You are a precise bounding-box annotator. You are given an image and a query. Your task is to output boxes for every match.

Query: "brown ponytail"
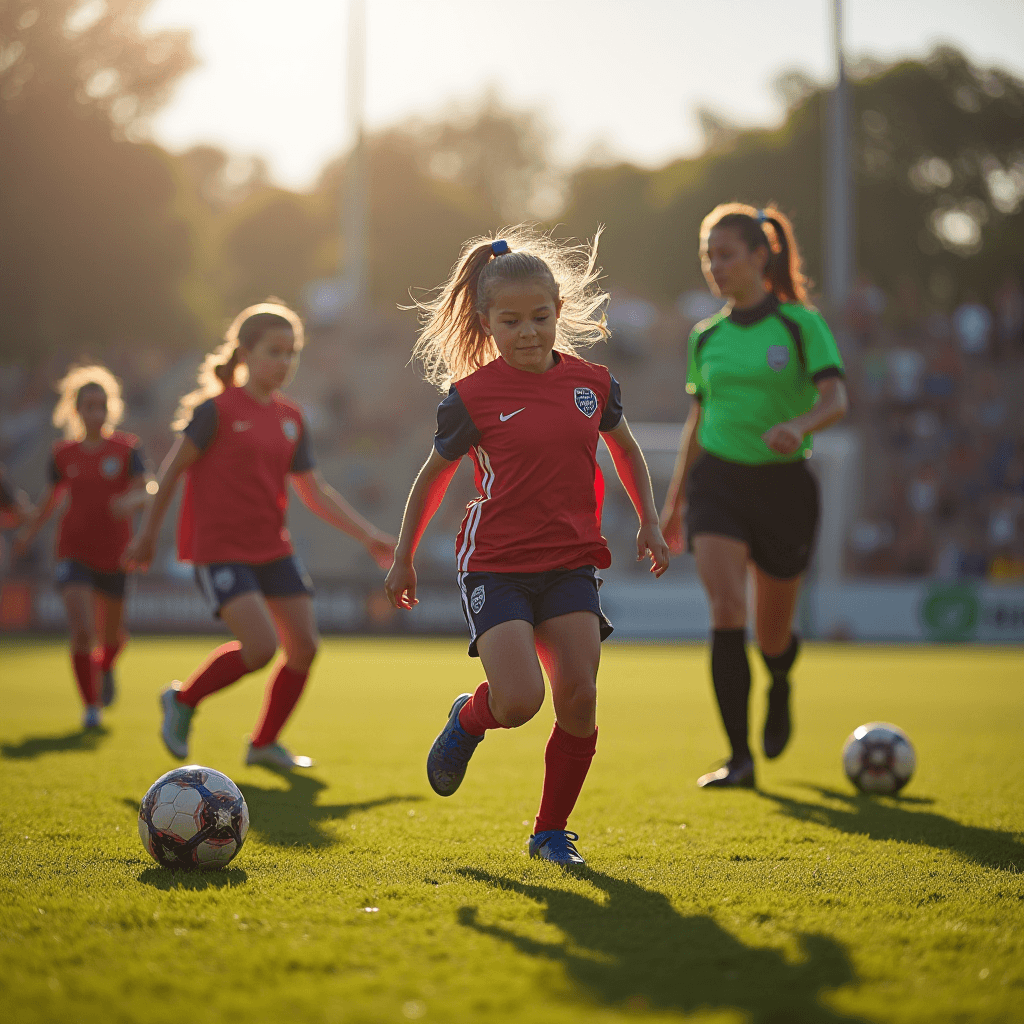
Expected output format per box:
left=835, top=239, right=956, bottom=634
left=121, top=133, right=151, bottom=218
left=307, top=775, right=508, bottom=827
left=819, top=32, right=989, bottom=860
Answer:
left=410, top=225, right=609, bottom=391
left=214, top=345, right=242, bottom=387
left=700, top=203, right=810, bottom=305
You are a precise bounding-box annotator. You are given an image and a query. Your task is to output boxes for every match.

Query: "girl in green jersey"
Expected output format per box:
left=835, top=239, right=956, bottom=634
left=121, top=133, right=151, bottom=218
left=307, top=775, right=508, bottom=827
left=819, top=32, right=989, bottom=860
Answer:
left=661, top=203, right=848, bottom=788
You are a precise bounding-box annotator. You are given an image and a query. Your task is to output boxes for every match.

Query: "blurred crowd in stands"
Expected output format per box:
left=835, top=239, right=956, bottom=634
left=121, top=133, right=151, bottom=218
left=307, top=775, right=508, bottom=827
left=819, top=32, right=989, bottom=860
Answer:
left=2, top=271, right=1023, bottom=586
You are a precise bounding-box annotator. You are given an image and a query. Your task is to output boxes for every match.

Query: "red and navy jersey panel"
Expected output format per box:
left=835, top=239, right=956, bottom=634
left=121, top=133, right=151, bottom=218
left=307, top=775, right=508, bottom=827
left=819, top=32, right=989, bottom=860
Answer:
left=434, top=352, right=623, bottom=574
left=49, top=432, right=145, bottom=572
left=177, top=387, right=315, bottom=564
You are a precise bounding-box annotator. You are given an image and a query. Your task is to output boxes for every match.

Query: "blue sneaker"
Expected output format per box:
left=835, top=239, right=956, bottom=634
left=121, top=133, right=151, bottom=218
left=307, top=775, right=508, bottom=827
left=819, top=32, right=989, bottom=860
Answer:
left=82, top=705, right=102, bottom=730
left=529, top=830, right=586, bottom=867
left=426, top=693, right=483, bottom=796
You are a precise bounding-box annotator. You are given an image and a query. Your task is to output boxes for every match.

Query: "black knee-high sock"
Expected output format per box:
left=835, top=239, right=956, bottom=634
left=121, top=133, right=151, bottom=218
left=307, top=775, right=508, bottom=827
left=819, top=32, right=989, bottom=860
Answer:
left=761, top=634, right=800, bottom=690
left=711, top=628, right=751, bottom=762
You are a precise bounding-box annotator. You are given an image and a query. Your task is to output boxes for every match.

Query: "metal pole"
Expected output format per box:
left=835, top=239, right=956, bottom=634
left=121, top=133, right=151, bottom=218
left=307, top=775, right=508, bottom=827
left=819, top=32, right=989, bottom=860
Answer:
left=824, top=0, right=854, bottom=308
left=341, top=0, right=367, bottom=308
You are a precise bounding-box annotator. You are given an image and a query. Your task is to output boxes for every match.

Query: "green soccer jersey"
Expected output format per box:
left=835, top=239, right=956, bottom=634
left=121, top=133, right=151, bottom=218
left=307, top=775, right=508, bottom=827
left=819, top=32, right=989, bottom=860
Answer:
left=686, top=294, right=845, bottom=465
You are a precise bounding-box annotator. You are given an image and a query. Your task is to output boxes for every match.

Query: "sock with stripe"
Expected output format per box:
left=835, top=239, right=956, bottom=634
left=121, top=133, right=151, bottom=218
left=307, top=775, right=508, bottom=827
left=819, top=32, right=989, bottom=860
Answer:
left=72, top=651, right=98, bottom=707
left=176, top=642, right=249, bottom=709
left=458, top=680, right=505, bottom=736
left=251, top=663, right=310, bottom=747
left=711, top=628, right=752, bottom=762
left=533, top=724, right=598, bottom=835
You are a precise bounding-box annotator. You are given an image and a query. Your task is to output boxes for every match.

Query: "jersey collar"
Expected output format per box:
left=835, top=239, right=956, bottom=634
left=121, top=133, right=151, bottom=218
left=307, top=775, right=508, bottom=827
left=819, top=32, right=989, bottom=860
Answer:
left=728, top=293, right=779, bottom=326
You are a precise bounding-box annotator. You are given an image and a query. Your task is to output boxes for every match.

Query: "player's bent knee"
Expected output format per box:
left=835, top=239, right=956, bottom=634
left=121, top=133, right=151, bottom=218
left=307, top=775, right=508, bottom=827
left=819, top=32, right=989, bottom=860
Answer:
left=242, top=641, right=277, bottom=671
left=491, top=688, right=545, bottom=728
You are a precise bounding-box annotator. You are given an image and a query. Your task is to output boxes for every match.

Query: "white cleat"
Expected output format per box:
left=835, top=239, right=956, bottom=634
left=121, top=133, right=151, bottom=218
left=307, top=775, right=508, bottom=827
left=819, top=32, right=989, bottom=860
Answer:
left=159, top=685, right=193, bottom=759
left=245, top=741, right=315, bottom=771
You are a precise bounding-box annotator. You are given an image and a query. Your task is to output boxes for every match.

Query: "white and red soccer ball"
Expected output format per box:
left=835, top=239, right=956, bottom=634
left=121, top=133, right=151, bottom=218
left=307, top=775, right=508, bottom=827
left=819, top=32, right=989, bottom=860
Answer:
left=139, top=765, right=248, bottom=870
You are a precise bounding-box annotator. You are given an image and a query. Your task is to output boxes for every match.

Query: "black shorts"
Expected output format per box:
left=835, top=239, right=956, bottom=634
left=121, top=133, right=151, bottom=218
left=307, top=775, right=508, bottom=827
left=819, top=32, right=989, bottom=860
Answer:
left=194, top=555, right=313, bottom=617
left=686, top=452, right=820, bottom=580
left=458, top=565, right=614, bottom=658
left=55, top=559, right=127, bottom=599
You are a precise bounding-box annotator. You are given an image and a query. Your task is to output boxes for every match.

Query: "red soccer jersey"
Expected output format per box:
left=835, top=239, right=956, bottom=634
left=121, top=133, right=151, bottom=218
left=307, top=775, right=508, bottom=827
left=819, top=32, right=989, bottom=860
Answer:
left=177, top=387, right=314, bottom=564
left=50, top=432, right=145, bottom=572
left=434, top=352, right=623, bottom=574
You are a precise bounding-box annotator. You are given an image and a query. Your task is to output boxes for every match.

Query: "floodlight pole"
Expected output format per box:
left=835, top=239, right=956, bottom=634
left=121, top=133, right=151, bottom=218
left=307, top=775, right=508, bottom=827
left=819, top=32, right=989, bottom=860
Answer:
left=341, top=0, right=368, bottom=309
left=824, top=0, right=854, bottom=308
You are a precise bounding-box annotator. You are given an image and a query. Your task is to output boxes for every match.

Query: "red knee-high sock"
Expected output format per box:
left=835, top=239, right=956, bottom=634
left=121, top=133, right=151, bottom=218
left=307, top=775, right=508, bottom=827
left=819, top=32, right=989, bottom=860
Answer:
left=93, top=641, right=124, bottom=672
left=72, top=651, right=98, bottom=707
left=458, top=680, right=504, bottom=736
left=534, top=724, right=598, bottom=835
left=176, top=642, right=249, bottom=709
left=251, top=663, right=309, bottom=747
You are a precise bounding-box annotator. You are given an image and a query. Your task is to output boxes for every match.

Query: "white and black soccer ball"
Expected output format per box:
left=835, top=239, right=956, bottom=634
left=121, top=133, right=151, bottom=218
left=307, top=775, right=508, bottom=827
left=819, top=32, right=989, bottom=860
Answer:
left=842, top=722, right=916, bottom=795
left=138, top=765, right=249, bottom=870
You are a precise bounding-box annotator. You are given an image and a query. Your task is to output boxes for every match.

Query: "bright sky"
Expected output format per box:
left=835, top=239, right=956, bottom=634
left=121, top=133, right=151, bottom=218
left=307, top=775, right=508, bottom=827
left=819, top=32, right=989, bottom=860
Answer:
left=142, top=0, right=1024, bottom=192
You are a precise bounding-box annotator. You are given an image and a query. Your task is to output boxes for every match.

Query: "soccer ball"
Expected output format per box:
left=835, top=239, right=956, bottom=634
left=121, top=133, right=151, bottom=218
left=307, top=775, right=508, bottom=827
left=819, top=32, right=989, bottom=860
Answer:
left=138, top=765, right=249, bottom=870
left=842, top=722, right=916, bottom=795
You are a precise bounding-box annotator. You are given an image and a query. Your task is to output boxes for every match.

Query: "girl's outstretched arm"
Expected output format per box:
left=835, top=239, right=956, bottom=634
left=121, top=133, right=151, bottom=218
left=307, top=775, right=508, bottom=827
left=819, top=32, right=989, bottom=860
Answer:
left=601, top=417, right=670, bottom=577
left=385, top=446, right=461, bottom=610
left=659, top=401, right=702, bottom=555
left=291, top=469, right=396, bottom=569
left=122, top=435, right=201, bottom=571
left=12, top=482, right=65, bottom=560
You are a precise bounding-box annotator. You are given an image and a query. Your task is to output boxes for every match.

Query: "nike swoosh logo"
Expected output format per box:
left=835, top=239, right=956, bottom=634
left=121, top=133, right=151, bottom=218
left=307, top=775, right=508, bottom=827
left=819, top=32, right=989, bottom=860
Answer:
left=499, top=408, right=525, bottom=422
left=232, top=421, right=252, bottom=432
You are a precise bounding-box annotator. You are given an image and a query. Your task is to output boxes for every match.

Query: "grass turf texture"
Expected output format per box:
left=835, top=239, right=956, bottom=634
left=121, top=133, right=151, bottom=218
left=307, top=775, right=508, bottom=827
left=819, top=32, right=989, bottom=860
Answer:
left=0, top=638, right=1022, bottom=1024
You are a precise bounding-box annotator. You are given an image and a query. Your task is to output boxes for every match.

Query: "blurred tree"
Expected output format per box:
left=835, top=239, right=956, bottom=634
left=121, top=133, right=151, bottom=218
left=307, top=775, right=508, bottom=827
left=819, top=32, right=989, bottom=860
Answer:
left=562, top=47, right=1024, bottom=307
left=0, top=0, right=198, bottom=359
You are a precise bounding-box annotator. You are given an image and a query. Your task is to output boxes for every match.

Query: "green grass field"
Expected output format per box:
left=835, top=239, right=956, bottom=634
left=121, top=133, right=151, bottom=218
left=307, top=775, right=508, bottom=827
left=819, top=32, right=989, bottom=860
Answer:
left=1, top=637, right=1022, bottom=1024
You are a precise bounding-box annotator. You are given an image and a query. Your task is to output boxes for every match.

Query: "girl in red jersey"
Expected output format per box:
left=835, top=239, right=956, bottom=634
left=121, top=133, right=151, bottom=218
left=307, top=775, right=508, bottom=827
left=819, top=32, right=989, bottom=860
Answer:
left=124, top=301, right=395, bottom=770
left=385, top=228, right=670, bottom=867
left=15, top=366, right=149, bottom=728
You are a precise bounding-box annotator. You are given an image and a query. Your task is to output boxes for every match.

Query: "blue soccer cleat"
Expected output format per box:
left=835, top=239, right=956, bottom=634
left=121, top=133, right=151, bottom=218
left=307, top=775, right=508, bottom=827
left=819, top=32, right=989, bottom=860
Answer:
left=426, top=693, right=483, bottom=796
left=529, top=830, right=586, bottom=867
left=83, top=705, right=102, bottom=730
left=159, top=684, right=194, bottom=760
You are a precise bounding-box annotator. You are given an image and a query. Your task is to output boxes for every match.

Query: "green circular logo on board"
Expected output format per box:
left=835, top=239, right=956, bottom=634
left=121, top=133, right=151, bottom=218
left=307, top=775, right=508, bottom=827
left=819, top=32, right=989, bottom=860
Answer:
left=920, top=585, right=979, bottom=641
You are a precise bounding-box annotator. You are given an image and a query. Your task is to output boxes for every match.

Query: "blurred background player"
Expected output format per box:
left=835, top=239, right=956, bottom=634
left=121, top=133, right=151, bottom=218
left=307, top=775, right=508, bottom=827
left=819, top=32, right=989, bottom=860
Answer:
left=661, top=204, right=848, bottom=788
left=124, top=301, right=396, bottom=770
left=0, top=462, right=33, bottom=565
left=385, top=229, right=670, bottom=866
left=14, top=367, right=149, bottom=727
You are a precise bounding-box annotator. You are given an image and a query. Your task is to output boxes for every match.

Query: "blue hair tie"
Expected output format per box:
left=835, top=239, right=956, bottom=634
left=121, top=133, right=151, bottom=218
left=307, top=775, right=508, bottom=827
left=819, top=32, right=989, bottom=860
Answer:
left=491, top=239, right=510, bottom=256
left=756, top=209, right=767, bottom=223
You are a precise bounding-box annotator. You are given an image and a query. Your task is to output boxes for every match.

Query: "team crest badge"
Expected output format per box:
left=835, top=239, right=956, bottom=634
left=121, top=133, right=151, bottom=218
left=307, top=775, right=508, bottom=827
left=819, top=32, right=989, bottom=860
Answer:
left=281, top=419, right=299, bottom=442
left=213, top=568, right=236, bottom=592
left=574, top=387, right=598, bottom=417
left=100, top=456, right=122, bottom=479
left=470, top=585, right=486, bottom=615
left=766, top=345, right=790, bottom=371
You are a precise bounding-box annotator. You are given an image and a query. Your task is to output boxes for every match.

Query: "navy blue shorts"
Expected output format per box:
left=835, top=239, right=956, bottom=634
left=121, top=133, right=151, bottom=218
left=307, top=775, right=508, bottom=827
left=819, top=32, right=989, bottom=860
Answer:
left=458, top=565, right=613, bottom=658
left=55, top=559, right=127, bottom=599
left=194, top=555, right=313, bottom=617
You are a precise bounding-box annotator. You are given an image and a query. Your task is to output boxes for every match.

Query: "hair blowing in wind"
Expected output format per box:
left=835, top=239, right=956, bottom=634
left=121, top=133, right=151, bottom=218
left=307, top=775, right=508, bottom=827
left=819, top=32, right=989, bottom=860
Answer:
left=409, top=225, right=610, bottom=392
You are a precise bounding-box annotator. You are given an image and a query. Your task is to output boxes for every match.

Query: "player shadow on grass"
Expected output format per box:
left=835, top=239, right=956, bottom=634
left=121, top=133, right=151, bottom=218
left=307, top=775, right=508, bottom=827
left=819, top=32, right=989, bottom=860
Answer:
left=237, top=773, right=423, bottom=848
left=759, top=785, right=1024, bottom=873
left=457, top=868, right=870, bottom=1024
left=1, top=726, right=110, bottom=760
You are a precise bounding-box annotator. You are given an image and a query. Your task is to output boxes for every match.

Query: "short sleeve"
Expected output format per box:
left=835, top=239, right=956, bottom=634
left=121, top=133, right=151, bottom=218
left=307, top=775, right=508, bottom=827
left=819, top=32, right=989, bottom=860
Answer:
left=802, top=311, right=846, bottom=382
left=182, top=399, right=219, bottom=451
left=599, top=374, right=623, bottom=432
left=289, top=416, right=316, bottom=473
left=49, top=456, right=63, bottom=485
left=685, top=327, right=705, bottom=402
left=434, top=386, right=480, bottom=461
left=129, top=446, right=146, bottom=477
